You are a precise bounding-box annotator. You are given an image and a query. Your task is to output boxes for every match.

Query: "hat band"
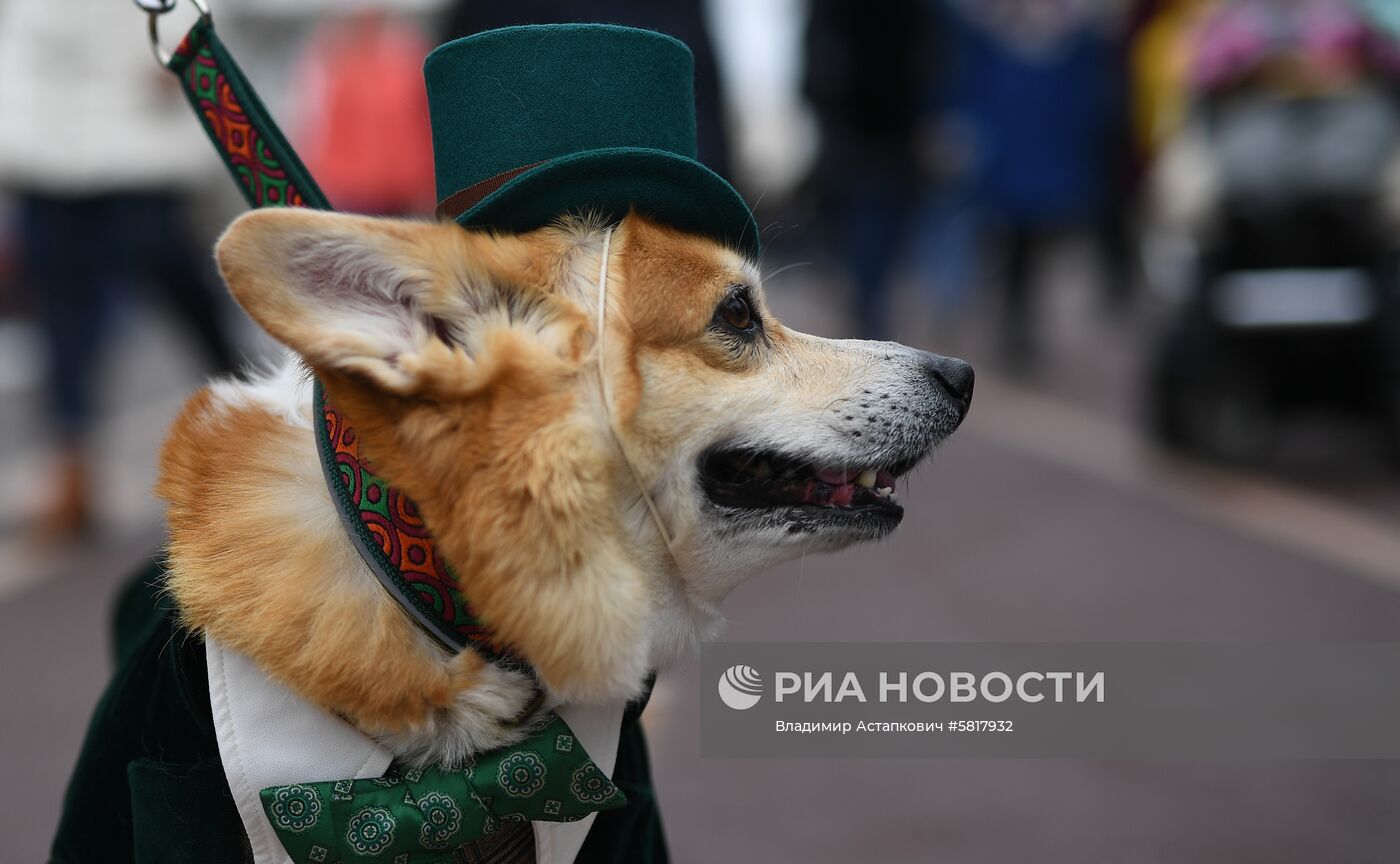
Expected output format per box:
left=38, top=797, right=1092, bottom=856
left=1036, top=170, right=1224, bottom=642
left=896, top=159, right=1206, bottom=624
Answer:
left=436, top=161, right=544, bottom=220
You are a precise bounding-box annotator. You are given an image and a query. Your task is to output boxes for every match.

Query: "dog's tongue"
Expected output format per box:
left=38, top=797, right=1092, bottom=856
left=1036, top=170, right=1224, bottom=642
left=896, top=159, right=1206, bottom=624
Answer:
left=816, top=468, right=855, bottom=485
left=828, top=483, right=855, bottom=505
left=798, top=479, right=855, bottom=505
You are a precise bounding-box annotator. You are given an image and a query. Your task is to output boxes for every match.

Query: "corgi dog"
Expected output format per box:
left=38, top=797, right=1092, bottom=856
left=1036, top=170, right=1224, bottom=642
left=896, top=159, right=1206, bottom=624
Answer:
left=155, top=207, right=973, bottom=767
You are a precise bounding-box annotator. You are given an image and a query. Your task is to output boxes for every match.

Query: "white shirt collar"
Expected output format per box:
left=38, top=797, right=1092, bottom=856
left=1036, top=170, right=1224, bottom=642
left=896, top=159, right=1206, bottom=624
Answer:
left=205, top=637, right=621, bottom=864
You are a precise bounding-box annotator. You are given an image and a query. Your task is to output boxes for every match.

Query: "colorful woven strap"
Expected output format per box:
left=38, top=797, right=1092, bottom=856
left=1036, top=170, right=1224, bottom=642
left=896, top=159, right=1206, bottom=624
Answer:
left=314, top=381, right=510, bottom=658
left=162, top=15, right=511, bottom=660
left=167, top=16, right=329, bottom=211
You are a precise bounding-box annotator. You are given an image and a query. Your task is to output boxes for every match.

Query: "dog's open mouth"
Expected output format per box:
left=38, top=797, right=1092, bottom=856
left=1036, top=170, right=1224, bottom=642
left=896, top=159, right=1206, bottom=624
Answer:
left=700, top=447, right=913, bottom=526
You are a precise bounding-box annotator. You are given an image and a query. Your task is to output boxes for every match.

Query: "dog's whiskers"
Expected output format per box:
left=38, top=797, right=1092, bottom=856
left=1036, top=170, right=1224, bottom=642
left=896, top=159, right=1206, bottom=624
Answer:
left=762, top=261, right=812, bottom=283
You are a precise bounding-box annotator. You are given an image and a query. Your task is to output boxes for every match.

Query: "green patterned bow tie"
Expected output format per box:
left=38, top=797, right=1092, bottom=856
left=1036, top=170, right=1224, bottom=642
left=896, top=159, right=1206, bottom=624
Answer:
left=260, top=713, right=626, bottom=864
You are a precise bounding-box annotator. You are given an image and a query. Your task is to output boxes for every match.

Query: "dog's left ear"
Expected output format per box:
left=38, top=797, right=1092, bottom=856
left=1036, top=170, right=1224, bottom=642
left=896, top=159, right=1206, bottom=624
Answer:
left=216, top=208, right=524, bottom=394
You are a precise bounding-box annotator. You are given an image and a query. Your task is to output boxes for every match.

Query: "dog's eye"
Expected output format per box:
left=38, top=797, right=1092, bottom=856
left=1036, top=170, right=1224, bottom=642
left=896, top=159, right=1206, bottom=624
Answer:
left=717, top=291, right=756, bottom=333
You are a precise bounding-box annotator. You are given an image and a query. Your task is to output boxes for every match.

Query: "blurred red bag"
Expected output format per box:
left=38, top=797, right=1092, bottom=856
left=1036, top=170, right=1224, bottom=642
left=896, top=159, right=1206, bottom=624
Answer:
left=293, top=11, right=436, bottom=216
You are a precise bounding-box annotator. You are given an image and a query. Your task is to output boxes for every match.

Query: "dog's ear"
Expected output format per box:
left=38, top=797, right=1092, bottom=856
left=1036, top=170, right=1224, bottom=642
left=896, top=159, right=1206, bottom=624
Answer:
left=216, top=209, right=522, bottom=394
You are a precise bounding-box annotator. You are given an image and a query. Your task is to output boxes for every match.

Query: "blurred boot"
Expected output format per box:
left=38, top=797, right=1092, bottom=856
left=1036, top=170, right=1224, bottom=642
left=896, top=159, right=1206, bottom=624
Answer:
left=35, top=447, right=94, bottom=542
left=1001, top=223, right=1039, bottom=376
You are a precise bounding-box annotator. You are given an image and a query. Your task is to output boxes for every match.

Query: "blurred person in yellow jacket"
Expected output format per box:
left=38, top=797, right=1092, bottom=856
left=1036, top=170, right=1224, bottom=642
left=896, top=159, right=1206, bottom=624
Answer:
left=1131, top=0, right=1218, bottom=159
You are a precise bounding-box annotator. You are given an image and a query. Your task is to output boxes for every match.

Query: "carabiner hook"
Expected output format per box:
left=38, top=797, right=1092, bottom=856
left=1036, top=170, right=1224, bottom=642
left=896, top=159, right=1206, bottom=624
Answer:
left=141, top=0, right=212, bottom=66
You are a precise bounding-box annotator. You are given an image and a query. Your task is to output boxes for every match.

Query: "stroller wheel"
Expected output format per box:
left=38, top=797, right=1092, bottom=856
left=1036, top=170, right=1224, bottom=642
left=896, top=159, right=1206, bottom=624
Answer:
left=1146, top=371, right=1191, bottom=450
left=1146, top=343, right=1273, bottom=463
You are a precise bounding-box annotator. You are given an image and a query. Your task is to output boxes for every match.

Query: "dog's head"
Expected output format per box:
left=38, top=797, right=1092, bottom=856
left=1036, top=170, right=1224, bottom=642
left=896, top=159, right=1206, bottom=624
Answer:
left=215, top=209, right=971, bottom=702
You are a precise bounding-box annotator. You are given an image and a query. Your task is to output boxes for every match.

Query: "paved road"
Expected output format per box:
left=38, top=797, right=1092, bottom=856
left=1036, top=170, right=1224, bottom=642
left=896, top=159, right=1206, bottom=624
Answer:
left=4, top=257, right=1400, bottom=862
left=645, top=425, right=1400, bottom=863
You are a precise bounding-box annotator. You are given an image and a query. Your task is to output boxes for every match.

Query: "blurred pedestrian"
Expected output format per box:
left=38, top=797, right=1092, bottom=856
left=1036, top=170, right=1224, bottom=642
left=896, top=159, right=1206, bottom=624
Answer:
left=0, top=0, right=237, bottom=539
left=804, top=0, right=938, bottom=340
left=946, top=0, right=1128, bottom=370
left=1130, top=0, right=1215, bottom=160
left=291, top=10, right=437, bottom=217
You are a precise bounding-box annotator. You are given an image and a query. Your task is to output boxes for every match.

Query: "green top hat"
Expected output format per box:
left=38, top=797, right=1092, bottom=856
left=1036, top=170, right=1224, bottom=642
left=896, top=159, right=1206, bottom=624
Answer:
left=424, top=24, right=760, bottom=258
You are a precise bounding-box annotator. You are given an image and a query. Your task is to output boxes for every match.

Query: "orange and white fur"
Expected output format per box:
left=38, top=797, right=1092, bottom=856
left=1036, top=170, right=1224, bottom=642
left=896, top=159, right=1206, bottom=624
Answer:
left=156, top=208, right=970, bottom=767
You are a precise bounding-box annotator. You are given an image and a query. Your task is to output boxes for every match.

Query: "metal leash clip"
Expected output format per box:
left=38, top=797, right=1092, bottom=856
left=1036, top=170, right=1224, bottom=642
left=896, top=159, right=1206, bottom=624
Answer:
left=136, top=0, right=211, bottom=66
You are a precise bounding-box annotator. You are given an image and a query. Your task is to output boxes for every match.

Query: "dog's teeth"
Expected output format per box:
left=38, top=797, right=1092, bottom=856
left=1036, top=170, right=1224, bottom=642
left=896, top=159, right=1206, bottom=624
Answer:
left=877, top=486, right=893, bottom=498
left=755, top=460, right=772, bottom=478
left=856, top=469, right=877, bottom=489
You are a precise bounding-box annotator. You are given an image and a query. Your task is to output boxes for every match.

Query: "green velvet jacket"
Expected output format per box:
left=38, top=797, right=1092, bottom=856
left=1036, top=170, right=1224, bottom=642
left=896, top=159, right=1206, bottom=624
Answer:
left=50, top=567, right=668, bottom=864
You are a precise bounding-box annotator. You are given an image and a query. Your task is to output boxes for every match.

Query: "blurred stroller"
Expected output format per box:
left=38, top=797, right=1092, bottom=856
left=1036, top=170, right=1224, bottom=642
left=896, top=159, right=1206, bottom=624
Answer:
left=1147, top=0, right=1400, bottom=460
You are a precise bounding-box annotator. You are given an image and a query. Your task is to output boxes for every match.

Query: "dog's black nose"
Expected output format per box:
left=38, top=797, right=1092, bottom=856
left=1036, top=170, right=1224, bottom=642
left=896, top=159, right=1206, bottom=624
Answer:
left=922, top=353, right=975, bottom=410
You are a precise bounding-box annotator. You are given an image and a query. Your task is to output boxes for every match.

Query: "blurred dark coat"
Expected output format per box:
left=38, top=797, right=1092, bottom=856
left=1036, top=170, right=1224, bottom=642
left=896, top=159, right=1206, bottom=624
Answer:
left=944, top=5, right=1120, bottom=223
left=50, top=567, right=668, bottom=863
left=804, top=0, right=936, bottom=152
left=802, top=0, right=938, bottom=222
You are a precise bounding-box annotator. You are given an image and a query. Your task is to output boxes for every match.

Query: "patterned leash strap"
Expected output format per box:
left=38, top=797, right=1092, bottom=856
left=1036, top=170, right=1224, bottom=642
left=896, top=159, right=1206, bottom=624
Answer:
left=145, top=0, right=330, bottom=211
left=140, top=0, right=516, bottom=669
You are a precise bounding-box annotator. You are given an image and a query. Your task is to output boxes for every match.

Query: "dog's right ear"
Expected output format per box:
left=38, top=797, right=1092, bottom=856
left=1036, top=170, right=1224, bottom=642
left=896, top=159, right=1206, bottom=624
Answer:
left=216, top=208, right=524, bottom=394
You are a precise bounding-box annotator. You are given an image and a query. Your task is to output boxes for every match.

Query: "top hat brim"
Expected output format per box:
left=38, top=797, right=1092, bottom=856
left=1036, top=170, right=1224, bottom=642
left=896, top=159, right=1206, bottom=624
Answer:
left=453, top=147, right=760, bottom=260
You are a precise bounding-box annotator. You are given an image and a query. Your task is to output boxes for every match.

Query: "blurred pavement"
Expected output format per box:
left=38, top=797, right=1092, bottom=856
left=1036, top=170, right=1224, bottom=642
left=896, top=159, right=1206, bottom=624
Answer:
left=3, top=248, right=1400, bottom=862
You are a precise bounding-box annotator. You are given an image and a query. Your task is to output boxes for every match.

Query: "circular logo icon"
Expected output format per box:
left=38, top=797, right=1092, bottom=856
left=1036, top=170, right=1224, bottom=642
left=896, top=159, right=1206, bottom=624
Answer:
left=717, top=664, right=763, bottom=710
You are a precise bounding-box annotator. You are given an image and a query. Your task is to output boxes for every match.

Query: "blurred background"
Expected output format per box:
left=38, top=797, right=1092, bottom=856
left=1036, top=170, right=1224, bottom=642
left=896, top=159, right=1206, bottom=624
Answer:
left=4, top=0, right=1400, bottom=860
